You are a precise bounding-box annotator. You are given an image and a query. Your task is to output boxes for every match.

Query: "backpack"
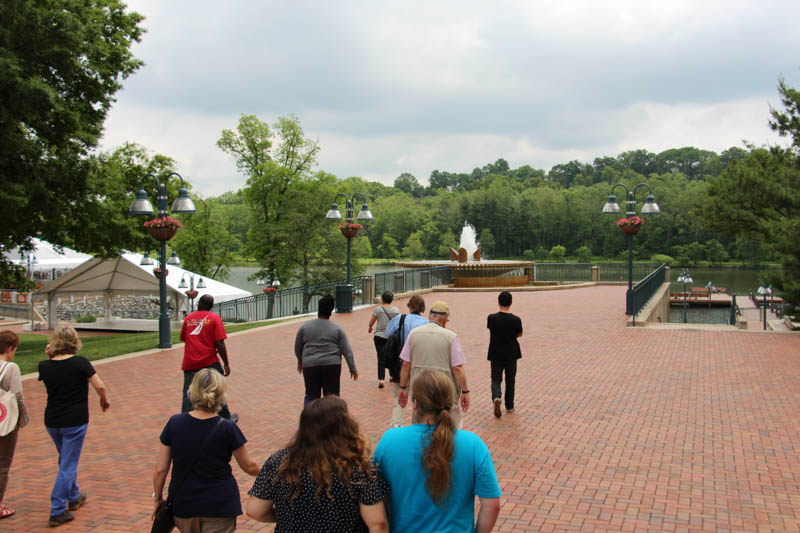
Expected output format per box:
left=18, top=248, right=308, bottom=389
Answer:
left=0, top=363, right=19, bottom=437
left=382, top=314, right=406, bottom=381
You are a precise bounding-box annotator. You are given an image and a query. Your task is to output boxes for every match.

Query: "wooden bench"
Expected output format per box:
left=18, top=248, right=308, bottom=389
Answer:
left=690, top=287, right=711, bottom=299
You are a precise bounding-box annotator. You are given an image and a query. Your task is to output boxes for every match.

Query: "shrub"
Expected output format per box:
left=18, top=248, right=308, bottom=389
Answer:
left=650, top=254, right=675, bottom=266
left=76, top=314, right=97, bottom=323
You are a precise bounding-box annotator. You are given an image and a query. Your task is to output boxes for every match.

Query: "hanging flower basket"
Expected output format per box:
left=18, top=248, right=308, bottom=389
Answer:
left=263, top=287, right=277, bottom=294
left=339, top=222, right=363, bottom=239
left=617, top=216, right=644, bottom=236
left=185, top=289, right=198, bottom=299
left=153, top=268, right=169, bottom=280
left=144, top=217, right=183, bottom=241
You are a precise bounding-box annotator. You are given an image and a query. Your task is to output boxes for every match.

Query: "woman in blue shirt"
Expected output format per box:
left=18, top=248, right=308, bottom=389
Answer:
left=373, top=370, right=502, bottom=532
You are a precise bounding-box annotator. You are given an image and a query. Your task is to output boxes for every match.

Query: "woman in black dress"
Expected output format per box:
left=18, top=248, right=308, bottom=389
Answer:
left=246, top=396, right=389, bottom=532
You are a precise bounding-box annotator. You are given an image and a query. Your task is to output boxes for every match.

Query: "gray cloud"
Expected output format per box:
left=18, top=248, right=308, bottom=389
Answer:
left=101, top=0, right=800, bottom=194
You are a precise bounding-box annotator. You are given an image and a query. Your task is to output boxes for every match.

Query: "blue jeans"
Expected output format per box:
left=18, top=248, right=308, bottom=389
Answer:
left=46, top=424, right=88, bottom=516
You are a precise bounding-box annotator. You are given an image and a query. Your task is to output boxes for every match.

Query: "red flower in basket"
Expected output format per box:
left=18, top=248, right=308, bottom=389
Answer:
left=144, top=217, right=183, bottom=241
left=153, top=268, right=169, bottom=279
left=263, top=287, right=277, bottom=294
left=617, top=216, right=645, bottom=235
left=338, top=222, right=363, bottom=238
left=185, top=289, right=199, bottom=299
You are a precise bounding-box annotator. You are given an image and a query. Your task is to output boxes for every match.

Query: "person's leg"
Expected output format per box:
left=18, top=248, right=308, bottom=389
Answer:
left=0, top=428, right=19, bottom=504
left=182, top=369, right=199, bottom=413
left=198, top=516, right=237, bottom=533
left=208, top=363, right=231, bottom=419
left=373, top=336, right=387, bottom=382
left=505, top=359, right=517, bottom=411
left=303, top=366, right=323, bottom=406
left=490, top=361, right=503, bottom=401
left=390, top=382, right=404, bottom=427
left=173, top=515, right=202, bottom=533
left=47, top=425, right=87, bottom=517
left=321, top=364, right=342, bottom=397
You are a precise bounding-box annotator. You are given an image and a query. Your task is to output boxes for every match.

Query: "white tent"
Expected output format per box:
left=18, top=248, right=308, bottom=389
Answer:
left=5, top=238, right=92, bottom=283
left=32, top=252, right=251, bottom=330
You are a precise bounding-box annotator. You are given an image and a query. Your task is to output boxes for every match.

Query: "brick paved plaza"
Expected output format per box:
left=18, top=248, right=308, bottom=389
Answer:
left=2, top=285, right=799, bottom=532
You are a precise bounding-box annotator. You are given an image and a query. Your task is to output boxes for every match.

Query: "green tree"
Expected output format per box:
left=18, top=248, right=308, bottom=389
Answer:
left=0, top=0, right=144, bottom=280
left=217, top=114, right=320, bottom=279
left=575, top=245, right=592, bottom=263
left=705, top=79, right=800, bottom=310
left=549, top=245, right=566, bottom=261
left=394, top=173, right=424, bottom=197
left=478, top=228, right=496, bottom=256
left=171, top=197, right=239, bottom=280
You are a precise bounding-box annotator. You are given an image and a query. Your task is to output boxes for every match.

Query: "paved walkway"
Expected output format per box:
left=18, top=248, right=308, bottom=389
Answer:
left=3, top=285, right=800, bottom=532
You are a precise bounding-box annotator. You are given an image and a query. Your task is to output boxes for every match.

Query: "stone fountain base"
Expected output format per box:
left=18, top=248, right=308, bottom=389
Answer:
left=395, top=259, right=534, bottom=288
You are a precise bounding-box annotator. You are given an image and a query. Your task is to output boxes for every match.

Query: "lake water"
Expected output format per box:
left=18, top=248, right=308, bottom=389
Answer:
left=222, top=264, right=778, bottom=296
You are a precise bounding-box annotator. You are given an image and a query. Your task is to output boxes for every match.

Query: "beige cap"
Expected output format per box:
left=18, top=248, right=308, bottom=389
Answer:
left=429, top=300, right=450, bottom=316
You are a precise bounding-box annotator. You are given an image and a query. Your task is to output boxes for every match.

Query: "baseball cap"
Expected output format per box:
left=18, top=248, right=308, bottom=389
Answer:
left=429, top=300, right=450, bottom=316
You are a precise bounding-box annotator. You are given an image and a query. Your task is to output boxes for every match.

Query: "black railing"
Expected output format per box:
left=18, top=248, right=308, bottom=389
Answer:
left=631, top=264, right=666, bottom=318
left=212, top=275, right=372, bottom=323
left=597, top=263, right=660, bottom=282
left=213, top=265, right=453, bottom=324
left=374, top=266, right=451, bottom=296
left=534, top=263, right=592, bottom=282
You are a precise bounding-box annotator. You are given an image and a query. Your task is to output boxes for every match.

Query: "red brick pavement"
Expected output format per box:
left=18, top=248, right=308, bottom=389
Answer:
left=2, top=285, right=799, bottom=532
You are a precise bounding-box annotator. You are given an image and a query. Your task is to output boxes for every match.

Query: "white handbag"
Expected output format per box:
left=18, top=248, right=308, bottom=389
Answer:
left=0, top=363, right=20, bottom=437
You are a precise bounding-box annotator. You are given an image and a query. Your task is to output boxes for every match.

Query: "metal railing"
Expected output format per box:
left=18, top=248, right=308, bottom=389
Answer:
left=534, top=263, right=592, bottom=282
left=374, top=266, right=451, bottom=296
left=0, top=304, right=29, bottom=320
left=631, top=264, right=666, bottom=318
left=212, top=275, right=372, bottom=323
left=597, top=262, right=661, bottom=282
left=213, top=265, right=453, bottom=324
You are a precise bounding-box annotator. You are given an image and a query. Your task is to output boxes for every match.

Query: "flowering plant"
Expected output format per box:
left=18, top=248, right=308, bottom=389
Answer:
left=144, top=217, right=183, bottom=230
left=338, top=222, right=363, bottom=230
left=263, top=286, right=277, bottom=293
left=617, top=216, right=645, bottom=227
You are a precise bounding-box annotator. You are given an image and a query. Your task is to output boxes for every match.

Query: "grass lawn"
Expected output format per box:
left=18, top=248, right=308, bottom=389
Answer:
left=13, top=320, right=289, bottom=375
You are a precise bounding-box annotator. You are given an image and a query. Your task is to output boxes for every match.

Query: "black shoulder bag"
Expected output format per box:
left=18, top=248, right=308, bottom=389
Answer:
left=381, top=314, right=407, bottom=382
left=151, top=417, right=224, bottom=533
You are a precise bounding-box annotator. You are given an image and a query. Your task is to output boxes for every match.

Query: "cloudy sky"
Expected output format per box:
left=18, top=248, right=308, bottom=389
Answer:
left=101, top=1, right=800, bottom=196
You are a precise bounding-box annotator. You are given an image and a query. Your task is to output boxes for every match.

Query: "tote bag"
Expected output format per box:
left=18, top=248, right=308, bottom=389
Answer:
left=0, top=363, right=19, bottom=437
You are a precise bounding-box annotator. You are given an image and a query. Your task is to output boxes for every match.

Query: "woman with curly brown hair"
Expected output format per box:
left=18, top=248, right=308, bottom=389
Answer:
left=373, top=370, right=501, bottom=533
left=246, top=396, right=389, bottom=532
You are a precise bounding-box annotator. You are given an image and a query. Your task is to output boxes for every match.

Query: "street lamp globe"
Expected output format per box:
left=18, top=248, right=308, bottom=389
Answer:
left=325, top=203, right=342, bottom=221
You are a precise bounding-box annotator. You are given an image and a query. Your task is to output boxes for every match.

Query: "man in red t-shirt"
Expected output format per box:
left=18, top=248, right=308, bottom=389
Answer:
left=179, top=294, right=235, bottom=420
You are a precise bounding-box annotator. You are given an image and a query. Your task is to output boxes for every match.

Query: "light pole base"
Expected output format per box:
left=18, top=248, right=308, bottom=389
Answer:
left=158, top=315, right=172, bottom=349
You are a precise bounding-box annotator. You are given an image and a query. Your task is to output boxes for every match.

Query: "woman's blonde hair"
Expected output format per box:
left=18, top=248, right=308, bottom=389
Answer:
left=187, top=368, right=227, bottom=412
left=412, top=371, right=456, bottom=505
left=49, top=325, right=82, bottom=356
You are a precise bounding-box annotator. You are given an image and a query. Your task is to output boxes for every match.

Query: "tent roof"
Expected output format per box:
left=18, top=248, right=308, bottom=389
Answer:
left=32, top=252, right=251, bottom=307
left=5, top=238, right=92, bottom=270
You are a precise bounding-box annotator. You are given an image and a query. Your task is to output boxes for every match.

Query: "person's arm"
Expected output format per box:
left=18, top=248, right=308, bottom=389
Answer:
left=294, top=328, right=305, bottom=373
left=360, top=501, right=389, bottom=533
left=452, top=365, right=469, bottom=413
left=246, top=496, right=276, bottom=523
left=368, top=313, right=378, bottom=334
left=397, top=360, right=411, bottom=408
left=233, top=443, right=260, bottom=476
left=88, top=374, right=110, bottom=411
left=152, top=443, right=171, bottom=516
left=215, top=339, right=230, bottom=376
left=475, top=496, right=501, bottom=533
left=339, top=330, right=358, bottom=380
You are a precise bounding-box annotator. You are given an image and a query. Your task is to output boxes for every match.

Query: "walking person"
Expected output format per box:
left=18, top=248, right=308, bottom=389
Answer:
left=397, top=300, right=471, bottom=428
left=0, top=331, right=30, bottom=520
left=180, top=294, right=237, bottom=421
left=487, top=291, right=523, bottom=418
left=246, top=396, right=390, bottom=532
left=367, top=291, right=399, bottom=389
left=38, top=325, right=110, bottom=527
left=383, top=295, right=428, bottom=427
left=374, top=371, right=501, bottom=533
left=295, top=295, right=358, bottom=406
left=153, top=368, right=260, bottom=532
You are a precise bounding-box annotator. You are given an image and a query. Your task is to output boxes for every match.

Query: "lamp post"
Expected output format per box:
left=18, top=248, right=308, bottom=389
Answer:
left=325, top=193, right=373, bottom=313
left=178, top=272, right=206, bottom=313
left=129, top=173, right=196, bottom=348
left=256, top=274, right=281, bottom=318
left=758, top=284, right=772, bottom=331
left=602, top=183, right=660, bottom=315
left=20, top=251, right=37, bottom=280
left=676, top=268, right=693, bottom=323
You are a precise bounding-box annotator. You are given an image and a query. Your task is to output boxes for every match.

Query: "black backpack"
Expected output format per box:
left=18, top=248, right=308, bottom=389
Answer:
left=382, top=314, right=406, bottom=381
